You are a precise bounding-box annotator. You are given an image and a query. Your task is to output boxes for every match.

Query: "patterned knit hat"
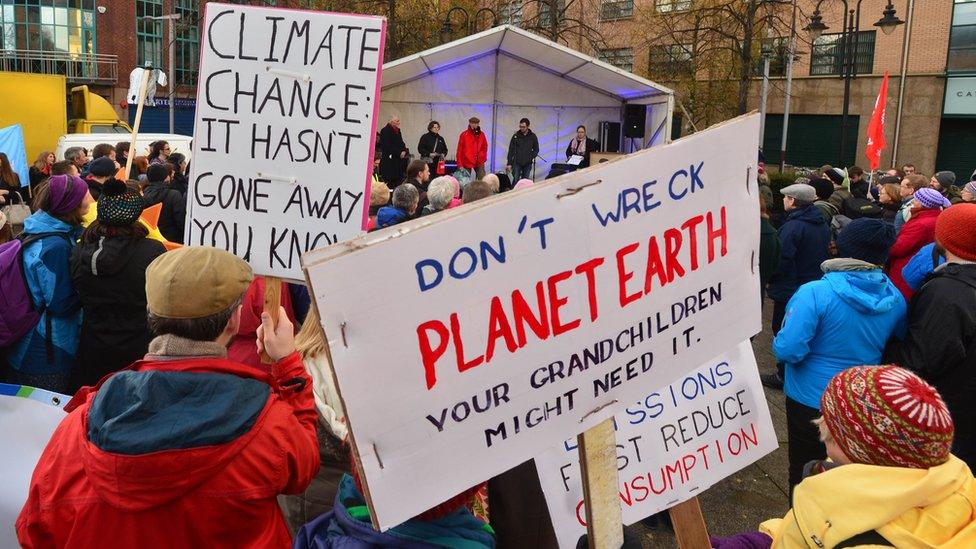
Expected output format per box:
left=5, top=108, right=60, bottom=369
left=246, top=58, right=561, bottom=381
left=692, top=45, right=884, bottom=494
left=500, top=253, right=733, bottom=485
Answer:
left=821, top=365, right=953, bottom=469
left=914, top=187, right=950, bottom=210
left=96, top=178, right=144, bottom=227
left=936, top=203, right=976, bottom=262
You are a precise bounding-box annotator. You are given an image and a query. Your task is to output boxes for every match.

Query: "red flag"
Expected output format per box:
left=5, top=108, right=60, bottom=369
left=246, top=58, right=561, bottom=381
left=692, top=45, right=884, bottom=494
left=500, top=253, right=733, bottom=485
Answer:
left=865, top=71, right=889, bottom=171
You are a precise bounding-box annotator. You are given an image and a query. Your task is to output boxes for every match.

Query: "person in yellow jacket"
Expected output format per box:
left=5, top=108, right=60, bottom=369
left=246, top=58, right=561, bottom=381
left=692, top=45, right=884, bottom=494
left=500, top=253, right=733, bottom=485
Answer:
left=712, top=365, right=976, bottom=548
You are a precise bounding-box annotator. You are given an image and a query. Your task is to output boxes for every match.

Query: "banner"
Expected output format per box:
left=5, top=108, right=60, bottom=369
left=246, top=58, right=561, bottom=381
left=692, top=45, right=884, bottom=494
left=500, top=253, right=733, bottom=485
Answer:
left=0, top=385, right=68, bottom=548
left=535, top=342, right=777, bottom=548
left=0, top=124, right=30, bottom=188
left=864, top=71, right=889, bottom=172
left=303, top=114, right=762, bottom=529
left=186, top=3, right=385, bottom=280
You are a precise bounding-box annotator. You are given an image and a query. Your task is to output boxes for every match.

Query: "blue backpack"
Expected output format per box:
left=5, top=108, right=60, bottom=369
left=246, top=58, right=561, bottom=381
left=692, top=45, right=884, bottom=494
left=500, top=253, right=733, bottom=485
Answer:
left=0, top=232, right=70, bottom=346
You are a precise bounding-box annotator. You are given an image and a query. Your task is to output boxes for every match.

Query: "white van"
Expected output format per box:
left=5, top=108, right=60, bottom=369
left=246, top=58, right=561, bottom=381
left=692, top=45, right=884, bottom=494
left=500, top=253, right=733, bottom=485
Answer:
left=55, top=133, right=192, bottom=163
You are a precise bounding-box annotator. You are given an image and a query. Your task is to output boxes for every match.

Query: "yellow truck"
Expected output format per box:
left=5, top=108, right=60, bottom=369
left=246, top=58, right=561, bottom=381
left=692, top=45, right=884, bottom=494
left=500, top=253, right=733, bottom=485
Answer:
left=0, top=72, right=131, bottom=162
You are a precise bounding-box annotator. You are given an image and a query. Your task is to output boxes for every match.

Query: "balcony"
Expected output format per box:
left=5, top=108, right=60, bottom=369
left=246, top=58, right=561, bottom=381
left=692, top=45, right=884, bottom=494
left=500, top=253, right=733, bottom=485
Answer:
left=0, top=49, right=117, bottom=86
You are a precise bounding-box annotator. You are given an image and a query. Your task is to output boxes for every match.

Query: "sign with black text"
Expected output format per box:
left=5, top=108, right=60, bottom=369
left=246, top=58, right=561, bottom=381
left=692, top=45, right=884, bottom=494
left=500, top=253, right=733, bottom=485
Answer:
left=304, top=115, right=762, bottom=530
left=187, top=3, right=384, bottom=280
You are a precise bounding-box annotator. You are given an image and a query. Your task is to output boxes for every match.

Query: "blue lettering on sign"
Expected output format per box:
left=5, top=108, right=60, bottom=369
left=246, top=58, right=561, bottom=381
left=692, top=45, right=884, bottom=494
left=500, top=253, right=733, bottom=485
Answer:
left=415, top=236, right=507, bottom=292
left=590, top=161, right=705, bottom=227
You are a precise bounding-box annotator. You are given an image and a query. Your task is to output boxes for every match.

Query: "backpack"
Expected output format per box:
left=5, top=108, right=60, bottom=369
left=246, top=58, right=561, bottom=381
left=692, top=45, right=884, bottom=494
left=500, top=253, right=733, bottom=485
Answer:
left=0, top=232, right=70, bottom=346
left=842, top=196, right=883, bottom=219
left=830, top=214, right=853, bottom=243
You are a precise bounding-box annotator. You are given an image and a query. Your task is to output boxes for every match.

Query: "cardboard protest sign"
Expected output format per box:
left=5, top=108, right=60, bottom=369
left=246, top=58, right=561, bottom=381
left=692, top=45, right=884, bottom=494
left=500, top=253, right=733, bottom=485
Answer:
left=0, top=385, right=67, bottom=548
left=303, top=114, right=762, bottom=529
left=187, top=3, right=385, bottom=280
left=535, top=342, right=777, bottom=548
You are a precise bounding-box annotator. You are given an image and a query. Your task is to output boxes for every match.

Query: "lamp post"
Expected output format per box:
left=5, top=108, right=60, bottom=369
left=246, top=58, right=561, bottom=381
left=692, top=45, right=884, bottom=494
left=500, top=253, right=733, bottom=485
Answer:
left=439, top=7, right=497, bottom=43
left=804, top=0, right=902, bottom=167
left=141, top=13, right=182, bottom=134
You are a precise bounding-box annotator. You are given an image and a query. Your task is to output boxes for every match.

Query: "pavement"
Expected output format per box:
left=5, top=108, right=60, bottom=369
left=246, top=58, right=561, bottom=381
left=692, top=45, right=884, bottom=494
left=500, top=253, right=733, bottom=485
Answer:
left=637, top=299, right=790, bottom=547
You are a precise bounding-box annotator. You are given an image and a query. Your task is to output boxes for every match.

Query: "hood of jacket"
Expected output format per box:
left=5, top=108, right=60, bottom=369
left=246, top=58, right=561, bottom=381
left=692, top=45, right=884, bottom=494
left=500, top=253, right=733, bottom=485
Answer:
left=72, top=236, right=143, bottom=277
left=820, top=260, right=903, bottom=315
left=786, top=203, right=826, bottom=226
left=294, top=475, right=495, bottom=549
left=23, top=209, right=81, bottom=237
left=377, top=206, right=408, bottom=228
left=783, top=456, right=976, bottom=547
left=934, top=262, right=976, bottom=291
left=79, top=358, right=273, bottom=511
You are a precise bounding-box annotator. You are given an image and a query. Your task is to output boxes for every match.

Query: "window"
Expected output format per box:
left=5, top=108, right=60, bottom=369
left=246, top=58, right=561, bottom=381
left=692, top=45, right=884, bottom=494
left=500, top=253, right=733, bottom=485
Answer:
left=0, top=0, right=96, bottom=54
left=756, top=37, right=789, bottom=77
left=136, top=0, right=163, bottom=67
left=175, top=0, right=199, bottom=87
left=600, top=0, right=633, bottom=21
left=498, top=2, right=522, bottom=26
left=538, top=0, right=565, bottom=29
left=655, top=0, right=691, bottom=13
left=949, top=0, right=976, bottom=72
left=649, top=44, right=692, bottom=77
left=599, top=47, right=633, bottom=72
left=810, top=31, right=875, bottom=76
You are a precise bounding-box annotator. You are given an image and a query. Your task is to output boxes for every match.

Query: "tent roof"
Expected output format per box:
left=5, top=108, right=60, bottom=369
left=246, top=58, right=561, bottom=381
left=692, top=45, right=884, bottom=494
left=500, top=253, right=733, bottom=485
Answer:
left=382, top=25, right=673, bottom=102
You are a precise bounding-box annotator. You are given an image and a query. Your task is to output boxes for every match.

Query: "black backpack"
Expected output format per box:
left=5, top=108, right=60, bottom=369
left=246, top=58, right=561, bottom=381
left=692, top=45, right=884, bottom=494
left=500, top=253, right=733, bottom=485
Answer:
left=842, top=196, right=883, bottom=219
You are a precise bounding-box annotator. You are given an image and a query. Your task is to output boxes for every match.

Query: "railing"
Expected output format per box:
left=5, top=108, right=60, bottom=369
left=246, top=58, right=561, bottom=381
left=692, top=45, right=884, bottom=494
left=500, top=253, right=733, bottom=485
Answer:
left=0, top=49, right=118, bottom=85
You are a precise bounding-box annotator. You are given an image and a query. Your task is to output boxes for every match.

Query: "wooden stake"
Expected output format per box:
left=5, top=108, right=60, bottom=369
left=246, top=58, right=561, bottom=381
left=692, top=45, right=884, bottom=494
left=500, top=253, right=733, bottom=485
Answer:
left=578, top=418, right=624, bottom=549
left=124, top=68, right=152, bottom=179
left=668, top=497, right=710, bottom=548
left=260, top=276, right=282, bottom=364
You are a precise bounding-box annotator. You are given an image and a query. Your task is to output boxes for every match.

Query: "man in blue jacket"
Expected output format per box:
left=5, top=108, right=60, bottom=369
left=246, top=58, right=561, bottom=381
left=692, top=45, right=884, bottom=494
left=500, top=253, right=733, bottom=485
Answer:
left=773, top=218, right=906, bottom=493
left=764, top=183, right=830, bottom=390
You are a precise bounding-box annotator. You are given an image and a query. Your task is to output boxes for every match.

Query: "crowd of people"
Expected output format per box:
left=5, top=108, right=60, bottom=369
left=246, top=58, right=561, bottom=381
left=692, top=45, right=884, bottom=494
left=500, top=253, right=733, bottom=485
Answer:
left=3, top=132, right=976, bottom=548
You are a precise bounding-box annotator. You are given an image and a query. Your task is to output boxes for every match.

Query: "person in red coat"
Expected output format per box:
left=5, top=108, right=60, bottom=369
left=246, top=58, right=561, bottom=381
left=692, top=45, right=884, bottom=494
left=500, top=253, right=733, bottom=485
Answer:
left=886, top=187, right=950, bottom=300
left=17, top=247, right=319, bottom=549
left=456, top=116, right=488, bottom=180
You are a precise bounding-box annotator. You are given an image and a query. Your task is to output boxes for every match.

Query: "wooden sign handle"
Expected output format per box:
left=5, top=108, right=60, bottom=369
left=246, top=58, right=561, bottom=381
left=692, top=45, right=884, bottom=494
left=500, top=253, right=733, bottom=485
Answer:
left=668, top=497, right=710, bottom=548
left=260, top=276, right=282, bottom=364
left=578, top=418, right=624, bottom=549
left=124, top=68, right=152, bottom=180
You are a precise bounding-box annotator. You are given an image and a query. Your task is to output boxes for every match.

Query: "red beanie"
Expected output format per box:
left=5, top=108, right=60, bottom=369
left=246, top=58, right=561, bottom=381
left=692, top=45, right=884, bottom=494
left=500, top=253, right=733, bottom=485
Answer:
left=936, top=203, right=976, bottom=261
left=821, top=365, right=953, bottom=469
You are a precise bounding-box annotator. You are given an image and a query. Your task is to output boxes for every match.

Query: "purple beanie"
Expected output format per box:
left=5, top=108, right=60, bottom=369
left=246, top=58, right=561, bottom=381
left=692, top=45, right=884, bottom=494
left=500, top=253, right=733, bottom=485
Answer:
left=914, top=187, right=950, bottom=210
left=47, top=175, right=88, bottom=215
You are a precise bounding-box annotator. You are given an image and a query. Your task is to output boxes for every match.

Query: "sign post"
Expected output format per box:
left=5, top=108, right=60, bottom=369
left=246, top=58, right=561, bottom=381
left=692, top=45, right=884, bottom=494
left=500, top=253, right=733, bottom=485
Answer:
left=304, top=114, right=763, bottom=531
left=578, top=419, right=625, bottom=548
left=124, top=68, right=152, bottom=179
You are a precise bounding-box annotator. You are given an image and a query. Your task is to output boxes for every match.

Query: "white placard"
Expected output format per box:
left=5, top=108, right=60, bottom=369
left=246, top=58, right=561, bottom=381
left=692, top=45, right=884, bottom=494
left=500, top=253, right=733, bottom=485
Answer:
left=536, top=342, right=777, bottom=549
left=187, top=3, right=385, bottom=280
left=303, top=114, right=762, bottom=530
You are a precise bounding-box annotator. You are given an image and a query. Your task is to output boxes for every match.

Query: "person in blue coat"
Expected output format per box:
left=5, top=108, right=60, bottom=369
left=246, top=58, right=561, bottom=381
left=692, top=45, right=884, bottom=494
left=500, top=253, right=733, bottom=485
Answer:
left=902, top=241, right=945, bottom=292
left=4, top=175, right=92, bottom=393
left=764, top=183, right=831, bottom=390
left=773, top=218, right=906, bottom=494
left=293, top=474, right=495, bottom=549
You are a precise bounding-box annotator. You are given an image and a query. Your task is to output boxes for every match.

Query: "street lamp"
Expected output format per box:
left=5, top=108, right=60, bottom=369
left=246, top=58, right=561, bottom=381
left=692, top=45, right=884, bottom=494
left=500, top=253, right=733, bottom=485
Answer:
left=804, top=0, right=903, bottom=167
left=141, top=13, right=181, bottom=134
left=440, top=7, right=497, bottom=43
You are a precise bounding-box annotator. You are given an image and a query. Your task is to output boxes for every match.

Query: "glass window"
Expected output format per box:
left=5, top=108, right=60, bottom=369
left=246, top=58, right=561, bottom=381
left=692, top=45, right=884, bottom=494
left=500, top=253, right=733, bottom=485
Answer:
left=649, top=43, right=692, bottom=77
left=601, top=0, right=633, bottom=21
left=599, top=47, right=634, bottom=72
left=955, top=1, right=976, bottom=26
left=499, top=1, right=522, bottom=26
left=538, top=0, right=564, bottom=29
left=136, top=0, right=163, bottom=67
left=755, top=37, right=789, bottom=77
left=810, top=31, right=875, bottom=76
left=0, top=0, right=96, bottom=55
left=655, top=0, right=691, bottom=13
left=948, top=2, right=976, bottom=72
left=176, top=0, right=199, bottom=87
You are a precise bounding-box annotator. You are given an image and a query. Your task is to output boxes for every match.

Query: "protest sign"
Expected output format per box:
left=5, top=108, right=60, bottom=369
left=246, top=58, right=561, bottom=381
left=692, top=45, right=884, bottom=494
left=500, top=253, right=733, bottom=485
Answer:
left=303, top=114, right=762, bottom=529
left=187, top=3, right=385, bottom=280
left=0, top=385, right=67, bottom=548
left=535, top=342, right=777, bottom=548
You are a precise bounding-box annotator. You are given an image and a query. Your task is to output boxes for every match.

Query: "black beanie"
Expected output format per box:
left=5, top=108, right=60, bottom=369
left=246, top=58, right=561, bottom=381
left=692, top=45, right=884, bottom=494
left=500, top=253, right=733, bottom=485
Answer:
left=97, top=179, right=144, bottom=227
left=837, top=218, right=896, bottom=265
left=809, top=177, right=834, bottom=201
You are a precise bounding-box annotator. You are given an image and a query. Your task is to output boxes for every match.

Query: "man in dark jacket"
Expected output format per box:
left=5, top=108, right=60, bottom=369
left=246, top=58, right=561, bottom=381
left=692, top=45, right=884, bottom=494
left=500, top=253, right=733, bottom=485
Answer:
left=507, top=118, right=540, bottom=183
left=142, top=163, right=186, bottom=243
left=84, top=157, right=116, bottom=201
left=378, top=116, right=408, bottom=187
left=17, top=246, right=319, bottom=548
left=885, top=204, right=976, bottom=471
left=764, top=183, right=831, bottom=389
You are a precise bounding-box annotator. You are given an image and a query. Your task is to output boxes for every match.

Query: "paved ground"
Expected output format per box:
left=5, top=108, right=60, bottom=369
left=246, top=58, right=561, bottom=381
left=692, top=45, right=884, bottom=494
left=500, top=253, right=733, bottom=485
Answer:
left=638, top=299, right=790, bottom=546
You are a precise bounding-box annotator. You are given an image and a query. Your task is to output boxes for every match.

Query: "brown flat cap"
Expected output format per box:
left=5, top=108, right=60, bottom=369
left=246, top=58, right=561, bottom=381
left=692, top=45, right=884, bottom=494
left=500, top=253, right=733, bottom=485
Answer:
left=146, top=247, right=253, bottom=319
left=468, top=117, right=480, bottom=123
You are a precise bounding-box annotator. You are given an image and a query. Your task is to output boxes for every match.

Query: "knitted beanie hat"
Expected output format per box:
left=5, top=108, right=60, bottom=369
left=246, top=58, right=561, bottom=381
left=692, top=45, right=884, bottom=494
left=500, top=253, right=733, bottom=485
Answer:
left=825, top=167, right=846, bottom=186
left=809, top=177, right=834, bottom=201
left=934, top=171, right=956, bottom=189
left=936, top=203, right=976, bottom=261
left=914, top=187, right=950, bottom=210
left=836, top=218, right=896, bottom=266
left=96, top=179, right=144, bottom=227
left=821, top=365, right=953, bottom=469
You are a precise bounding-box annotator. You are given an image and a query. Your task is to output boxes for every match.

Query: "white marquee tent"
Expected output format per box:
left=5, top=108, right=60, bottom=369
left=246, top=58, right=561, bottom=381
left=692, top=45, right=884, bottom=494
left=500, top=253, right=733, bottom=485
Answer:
left=379, top=25, right=674, bottom=180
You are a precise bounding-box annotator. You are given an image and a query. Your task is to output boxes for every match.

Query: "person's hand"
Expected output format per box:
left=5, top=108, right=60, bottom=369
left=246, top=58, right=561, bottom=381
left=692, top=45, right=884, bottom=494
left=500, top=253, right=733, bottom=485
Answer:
left=399, top=151, right=406, bottom=159
left=0, top=189, right=7, bottom=205
left=256, top=307, right=296, bottom=361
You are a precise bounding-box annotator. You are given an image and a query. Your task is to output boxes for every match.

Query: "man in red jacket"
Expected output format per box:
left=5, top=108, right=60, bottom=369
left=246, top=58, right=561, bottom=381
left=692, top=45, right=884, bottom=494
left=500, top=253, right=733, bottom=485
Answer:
left=17, top=247, right=319, bottom=548
left=456, top=116, right=488, bottom=180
